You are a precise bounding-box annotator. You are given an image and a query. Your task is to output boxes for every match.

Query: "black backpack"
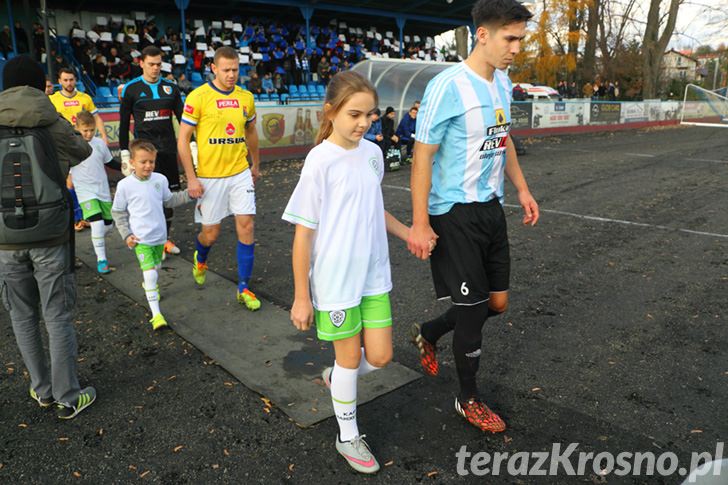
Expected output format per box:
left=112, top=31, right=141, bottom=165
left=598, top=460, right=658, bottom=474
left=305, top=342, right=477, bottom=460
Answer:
left=0, top=126, right=71, bottom=245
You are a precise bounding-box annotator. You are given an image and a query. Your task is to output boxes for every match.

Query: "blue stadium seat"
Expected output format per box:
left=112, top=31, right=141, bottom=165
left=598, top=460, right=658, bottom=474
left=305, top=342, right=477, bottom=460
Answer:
left=288, top=84, right=298, bottom=94
left=280, top=94, right=289, bottom=104
left=269, top=93, right=279, bottom=102
left=190, top=72, right=203, bottom=86
left=253, top=93, right=260, bottom=101
left=259, top=93, right=269, bottom=101
left=317, top=85, right=325, bottom=95
left=97, top=86, right=112, bottom=98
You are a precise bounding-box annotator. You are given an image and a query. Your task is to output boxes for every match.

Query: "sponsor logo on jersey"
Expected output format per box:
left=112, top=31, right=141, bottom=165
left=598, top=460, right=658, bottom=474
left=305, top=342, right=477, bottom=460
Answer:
left=329, top=310, right=346, bottom=327
left=184, top=104, right=194, bottom=114
left=162, top=85, right=173, bottom=95
left=143, top=109, right=173, bottom=122
left=64, top=100, right=80, bottom=107
left=208, top=137, right=246, bottom=145
left=479, top=136, right=508, bottom=152
left=225, top=123, right=236, bottom=135
left=486, top=123, right=511, bottom=136
left=216, top=99, right=240, bottom=109
left=495, top=108, right=507, bottom=125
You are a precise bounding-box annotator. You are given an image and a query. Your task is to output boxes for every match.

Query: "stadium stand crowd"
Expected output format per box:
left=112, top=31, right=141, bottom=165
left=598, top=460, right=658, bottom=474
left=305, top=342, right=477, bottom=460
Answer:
left=3, top=13, right=458, bottom=105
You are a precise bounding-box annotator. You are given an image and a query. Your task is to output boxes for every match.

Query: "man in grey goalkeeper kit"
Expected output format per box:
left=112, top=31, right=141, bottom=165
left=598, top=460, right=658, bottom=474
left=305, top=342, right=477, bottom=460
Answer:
left=0, top=55, right=97, bottom=419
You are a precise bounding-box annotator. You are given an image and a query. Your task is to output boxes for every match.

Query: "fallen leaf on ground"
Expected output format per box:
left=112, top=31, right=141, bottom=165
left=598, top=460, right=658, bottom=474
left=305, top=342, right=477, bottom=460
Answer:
left=690, top=429, right=703, bottom=434
left=58, top=437, right=69, bottom=442
left=211, top=464, right=220, bottom=469
left=427, top=470, right=438, bottom=478
left=72, top=471, right=81, bottom=478
left=18, top=423, right=27, bottom=428
left=384, top=460, right=394, bottom=467
left=139, top=470, right=150, bottom=478
left=288, top=463, right=295, bottom=472
left=173, top=445, right=184, bottom=453
left=223, top=449, right=230, bottom=456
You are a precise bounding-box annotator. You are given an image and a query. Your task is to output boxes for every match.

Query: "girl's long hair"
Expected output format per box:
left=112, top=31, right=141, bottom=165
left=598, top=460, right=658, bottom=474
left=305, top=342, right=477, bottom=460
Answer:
left=315, top=71, right=379, bottom=145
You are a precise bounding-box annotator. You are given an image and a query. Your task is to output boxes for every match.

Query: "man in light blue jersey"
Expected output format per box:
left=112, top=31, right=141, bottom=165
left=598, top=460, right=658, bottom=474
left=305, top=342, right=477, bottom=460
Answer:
left=408, top=0, right=539, bottom=433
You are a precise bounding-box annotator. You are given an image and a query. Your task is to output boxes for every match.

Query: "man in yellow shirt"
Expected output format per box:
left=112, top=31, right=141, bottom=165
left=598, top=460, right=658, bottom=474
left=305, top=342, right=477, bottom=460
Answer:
left=178, top=46, right=261, bottom=311
left=49, top=68, right=108, bottom=144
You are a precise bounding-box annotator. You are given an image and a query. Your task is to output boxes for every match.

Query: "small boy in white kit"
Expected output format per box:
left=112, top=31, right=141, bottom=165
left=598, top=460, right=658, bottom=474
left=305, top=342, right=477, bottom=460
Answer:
left=112, top=139, right=192, bottom=330
left=72, top=110, right=122, bottom=273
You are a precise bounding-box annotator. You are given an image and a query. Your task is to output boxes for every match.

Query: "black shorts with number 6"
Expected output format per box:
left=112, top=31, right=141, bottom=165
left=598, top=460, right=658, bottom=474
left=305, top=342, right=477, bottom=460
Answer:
left=429, top=198, right=510, bottom=305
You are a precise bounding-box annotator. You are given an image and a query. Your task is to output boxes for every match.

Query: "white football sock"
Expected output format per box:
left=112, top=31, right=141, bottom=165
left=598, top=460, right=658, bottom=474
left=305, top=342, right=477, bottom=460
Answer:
left=358, top=348, right=382, bottom=376
left=331, top=361, right=359, bottom=441
left=90, top=220, right=107, bottom=261
left=142, top=269, right=161, bottom=316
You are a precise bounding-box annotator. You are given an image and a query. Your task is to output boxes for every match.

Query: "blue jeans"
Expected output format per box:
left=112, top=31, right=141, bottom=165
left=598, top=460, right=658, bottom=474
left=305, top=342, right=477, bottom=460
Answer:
left=0, top=243, right=81, bottom=405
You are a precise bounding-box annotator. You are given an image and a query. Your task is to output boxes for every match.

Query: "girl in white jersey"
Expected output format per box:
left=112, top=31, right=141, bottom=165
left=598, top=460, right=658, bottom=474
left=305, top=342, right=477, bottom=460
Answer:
left=283, top=71, right=417, bottom=474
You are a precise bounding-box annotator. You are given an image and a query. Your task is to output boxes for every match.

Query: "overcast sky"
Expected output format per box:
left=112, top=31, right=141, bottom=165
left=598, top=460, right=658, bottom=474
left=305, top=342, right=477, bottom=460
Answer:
left=436, top=0, right=727, bottom=52
left=672, top=0, right=728, bottom=49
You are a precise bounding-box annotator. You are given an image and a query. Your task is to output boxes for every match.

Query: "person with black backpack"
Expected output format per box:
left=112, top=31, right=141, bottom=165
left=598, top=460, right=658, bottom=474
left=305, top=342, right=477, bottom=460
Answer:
left=0, top=56, right=97, bottom=419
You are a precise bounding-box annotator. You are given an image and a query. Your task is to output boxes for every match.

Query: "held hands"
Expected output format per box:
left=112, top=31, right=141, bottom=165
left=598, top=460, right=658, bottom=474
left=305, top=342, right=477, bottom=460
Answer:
left=187, top=176, right=204, bottom=199
left=407, top=223, right=439, bottom=260
left=125, top=234, right=140, bottom=249
left=120, top=150, right=132, bottom=176
left=518, top=190, right=540, bottom=226
left=291, top=298, right=314, bottom=331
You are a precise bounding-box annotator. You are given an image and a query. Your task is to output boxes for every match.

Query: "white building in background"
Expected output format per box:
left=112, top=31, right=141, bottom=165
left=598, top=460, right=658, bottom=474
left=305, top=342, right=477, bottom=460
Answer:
left=661, top=49, right=699, bottom=82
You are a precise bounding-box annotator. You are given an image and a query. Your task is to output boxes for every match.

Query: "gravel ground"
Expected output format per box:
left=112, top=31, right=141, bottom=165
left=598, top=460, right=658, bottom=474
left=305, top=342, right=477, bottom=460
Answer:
left=1, top=125, right=726, bottom=484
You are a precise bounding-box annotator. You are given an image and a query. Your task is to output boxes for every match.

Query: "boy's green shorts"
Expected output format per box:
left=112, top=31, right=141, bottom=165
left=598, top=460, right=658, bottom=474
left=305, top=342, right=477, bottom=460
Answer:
left=134, top=244, right=164, bottom=271
left=80, top=199, right=112, bottom=221
left=315, top=293, right=392, bottom=341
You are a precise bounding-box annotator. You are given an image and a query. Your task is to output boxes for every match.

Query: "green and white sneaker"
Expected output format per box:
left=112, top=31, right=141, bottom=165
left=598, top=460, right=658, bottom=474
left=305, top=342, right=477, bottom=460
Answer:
left=30, top=388, right=54, bottom=408
left=57, top=386, right=96, bottom=420
left=150, top=313, right=168, bottom=331
left=335, top=434, right=380, bottom=474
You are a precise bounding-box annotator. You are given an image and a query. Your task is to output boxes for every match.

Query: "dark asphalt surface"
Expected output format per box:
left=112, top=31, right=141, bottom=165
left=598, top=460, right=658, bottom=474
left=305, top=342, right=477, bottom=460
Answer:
left=1, top=125, right=726, bottom=484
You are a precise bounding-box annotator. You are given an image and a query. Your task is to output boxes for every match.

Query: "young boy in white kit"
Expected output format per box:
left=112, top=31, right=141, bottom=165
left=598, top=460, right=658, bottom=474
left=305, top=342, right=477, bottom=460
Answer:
left=72, top=110, right=122, bottom=273
left=112, top=139, right=192, bottom=330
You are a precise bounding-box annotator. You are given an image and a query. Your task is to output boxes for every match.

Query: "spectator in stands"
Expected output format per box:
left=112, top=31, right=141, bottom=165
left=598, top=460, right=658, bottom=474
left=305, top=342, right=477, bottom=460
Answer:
left=317, top=56, right=331, bottom=85
left=177, top=72, right=193, bottom=95
left=32, top=23, right=45, bottom=60
left=582, top=81, right=592, bottom=98
left=381, top=106, right=399, bottom=153
left=614, top=81, right=620, bottom=100
left=273, top=72, right=288, bottom=96
left=568, top=81, right=577, bottom=98
left=512, top=84, right=526, bottom=101
left=262, top=72, right=275, bottom=95
left=45, top=77, right=55, bottom=95
left=248, top=71, right=263, bottom=95
left=14, top=21, right=29, bottom=54
left=396, top=106, right=417, bottom=161
left=364, top=108, right=384, bottom=151
left=92, top=54, right=108, bottom=86
left=52, top=53, right=69, bottom=81
left=0, top=26, right=11, bottom=58
left=608, top=82, right=616, bottom=101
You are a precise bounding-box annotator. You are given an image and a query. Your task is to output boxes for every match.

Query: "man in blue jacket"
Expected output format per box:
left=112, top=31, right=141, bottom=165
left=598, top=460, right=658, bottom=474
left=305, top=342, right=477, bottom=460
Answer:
left=364, top=108, right=384, bottom=152
left=396, top=106, right=418, bottom=162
